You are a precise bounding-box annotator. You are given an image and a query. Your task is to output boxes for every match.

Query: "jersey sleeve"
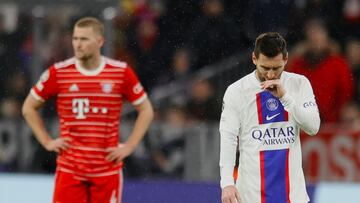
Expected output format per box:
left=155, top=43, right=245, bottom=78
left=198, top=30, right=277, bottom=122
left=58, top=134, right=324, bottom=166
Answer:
left=280, top=76, right=320, bottom=135
left=219, top=86, right=241, bottom=134
left=219, top=86, right=241, bottom=188
left=30, top=66, right=58, bottom=101
left=122, top=67, right=147, bottom=105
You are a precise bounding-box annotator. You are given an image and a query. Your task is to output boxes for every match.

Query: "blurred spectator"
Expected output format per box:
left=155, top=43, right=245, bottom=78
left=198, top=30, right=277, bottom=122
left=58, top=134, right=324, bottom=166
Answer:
left=157, top=0, right=200, bottom=48
left=149, top=105, right=187, bottom=178
left=345, top=38, right=360, bottom=104
left=287, top=0, right=359, bottom=47
left=243, top=0, right=294, bottom=41
left=287, top=0, right=341, bottom=45
left=0, top=97, right=22, bottom=120
left=155, top=48, right=194, bottom=106
left=342, top=0, right=360, bottom=40
left=158, top=47, right=193, bottom=85
left=0, top=97, right=19, bottom=172
left=152, top=0, right=200, bottom=79
left=0, top=13, right=29, bottom=97
left=185, top=0, right=242, bottom=69
left=339, top=102, right=360, bottom=130
left=113, top=14, right=137, bottom=68
left=41, top=12, right=74, bottom=68
left=287, top=17, right=354, bottom=123
left=186, top=78, right=221, bottom=122
left=126, top=0, right=164, bottom=90
left=2, top=70, right=29, bottom=102
left=0, top=121, right=18, bottom=172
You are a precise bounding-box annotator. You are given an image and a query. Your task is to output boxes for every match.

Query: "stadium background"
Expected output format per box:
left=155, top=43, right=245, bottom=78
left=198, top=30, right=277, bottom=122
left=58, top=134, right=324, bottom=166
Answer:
left=0, top=0, right=359, bottom=202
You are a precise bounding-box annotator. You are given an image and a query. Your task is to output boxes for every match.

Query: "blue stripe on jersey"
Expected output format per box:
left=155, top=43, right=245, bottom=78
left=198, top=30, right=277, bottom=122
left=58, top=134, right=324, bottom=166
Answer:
left=256, top=91, right=288, bottom=124
left=261, top=149, right=290, bottom=203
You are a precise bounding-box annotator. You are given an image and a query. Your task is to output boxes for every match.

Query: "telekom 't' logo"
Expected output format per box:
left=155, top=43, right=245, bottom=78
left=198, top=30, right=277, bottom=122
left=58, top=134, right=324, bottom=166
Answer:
left=72, top=98, right=89, bottom=119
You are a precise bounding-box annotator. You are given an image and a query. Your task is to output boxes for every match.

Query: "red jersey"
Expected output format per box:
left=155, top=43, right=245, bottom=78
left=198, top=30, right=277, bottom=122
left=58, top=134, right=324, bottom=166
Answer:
left=31, top=56, right=147, bottom=177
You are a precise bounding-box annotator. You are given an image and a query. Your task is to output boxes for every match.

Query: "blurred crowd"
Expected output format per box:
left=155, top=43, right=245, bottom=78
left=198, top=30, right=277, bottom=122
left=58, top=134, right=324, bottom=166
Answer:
left=0, top=0, right=359, bottom=178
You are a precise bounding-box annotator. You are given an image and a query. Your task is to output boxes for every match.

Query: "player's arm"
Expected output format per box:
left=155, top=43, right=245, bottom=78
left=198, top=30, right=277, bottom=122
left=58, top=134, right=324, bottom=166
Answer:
left=22, top=94, right=70, bottom=153
left=263, top=77, right=320, bottom=135
left=219, top=86, right=242, bottom=203
left=106, top=98, right=154, bottom=163
left=220, top=131, right=241, bottom=203
left=261, top=77, right=320, bottom=135
left=123, top=98, right=154, bottom=153
left=280, top=76, right=320, bottom=135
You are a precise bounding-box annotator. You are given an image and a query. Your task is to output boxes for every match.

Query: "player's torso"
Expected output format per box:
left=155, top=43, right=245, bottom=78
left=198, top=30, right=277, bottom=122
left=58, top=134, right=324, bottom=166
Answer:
left=56, top=65, right=123, bottom=121
left=234, top=72, right=308, bottom=203
left=55, top=63, right=125, bottom=144
left=237, top=73, right=299, bottom=153
left=54, top=62, right=127, bottom=175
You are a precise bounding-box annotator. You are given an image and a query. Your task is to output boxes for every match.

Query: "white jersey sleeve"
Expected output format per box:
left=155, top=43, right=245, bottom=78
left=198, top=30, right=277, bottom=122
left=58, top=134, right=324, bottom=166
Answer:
left=219, top=86, right=241, bottom=188
left=279, top=75, right=320, bottom=135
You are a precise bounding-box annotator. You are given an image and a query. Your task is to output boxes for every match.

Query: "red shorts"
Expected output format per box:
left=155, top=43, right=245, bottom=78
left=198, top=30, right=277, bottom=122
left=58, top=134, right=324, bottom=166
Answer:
left=53, top=170, right=123, bottom=203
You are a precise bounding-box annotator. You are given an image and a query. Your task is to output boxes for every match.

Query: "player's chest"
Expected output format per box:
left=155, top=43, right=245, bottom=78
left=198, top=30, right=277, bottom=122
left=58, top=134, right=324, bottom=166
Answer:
left=56, top=80, right=124, bottom=119
left=57, top=78, right=123, bottom=96
left=240, top=90, right=289, bottom=127
left=239, top=90, right=298, bottom=150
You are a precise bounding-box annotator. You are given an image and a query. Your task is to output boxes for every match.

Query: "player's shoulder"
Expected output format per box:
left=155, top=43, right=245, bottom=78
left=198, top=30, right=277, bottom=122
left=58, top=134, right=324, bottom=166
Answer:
left=224, top=71, right=254, bottom=100
left=227, top=71, right=255, bottom=91
left=103, top=57, right=128, bottom=69
left=283, top=71, right=310, bottom=84
left=53, top=57, right=76, bottom=69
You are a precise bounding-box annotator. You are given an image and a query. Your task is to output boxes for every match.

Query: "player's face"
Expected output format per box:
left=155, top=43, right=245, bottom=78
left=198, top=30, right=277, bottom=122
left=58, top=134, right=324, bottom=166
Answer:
left=72, top=26, right=104, bottom=61
left=252, top=53, right=288, bottom=82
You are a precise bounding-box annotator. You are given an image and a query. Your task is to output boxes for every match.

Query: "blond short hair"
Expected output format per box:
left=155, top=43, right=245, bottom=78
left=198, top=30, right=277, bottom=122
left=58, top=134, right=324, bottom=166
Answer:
left=74, top=17, right=104, bottom=37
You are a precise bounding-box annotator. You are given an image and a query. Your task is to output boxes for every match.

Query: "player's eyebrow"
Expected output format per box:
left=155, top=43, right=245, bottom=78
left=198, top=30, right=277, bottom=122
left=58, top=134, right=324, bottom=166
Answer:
left=260, top=65, right=282, bottom=69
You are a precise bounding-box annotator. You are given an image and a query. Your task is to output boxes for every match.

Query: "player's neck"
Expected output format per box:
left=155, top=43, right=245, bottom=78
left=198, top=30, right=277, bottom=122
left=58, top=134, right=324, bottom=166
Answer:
left=79, top=55, right=102, bottom=70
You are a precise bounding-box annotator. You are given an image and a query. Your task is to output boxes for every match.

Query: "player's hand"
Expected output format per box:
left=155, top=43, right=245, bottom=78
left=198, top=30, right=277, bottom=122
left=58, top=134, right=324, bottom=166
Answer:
left=44, top=137, right=71, bottom=153
left=222, top=185, right=241, bottom=203
left=261, top=79, right=286, bottom=98
left=105, top=144, right=132, bottom=164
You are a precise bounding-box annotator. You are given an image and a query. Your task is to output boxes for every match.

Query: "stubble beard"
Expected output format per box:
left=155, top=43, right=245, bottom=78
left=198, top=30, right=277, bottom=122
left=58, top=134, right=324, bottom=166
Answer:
left=76, top=52, right=93, bottom=63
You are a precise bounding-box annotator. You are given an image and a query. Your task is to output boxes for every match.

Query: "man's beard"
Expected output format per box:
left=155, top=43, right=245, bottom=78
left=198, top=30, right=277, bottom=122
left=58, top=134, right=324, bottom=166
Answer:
left=76, top=52, right=92, bottom=61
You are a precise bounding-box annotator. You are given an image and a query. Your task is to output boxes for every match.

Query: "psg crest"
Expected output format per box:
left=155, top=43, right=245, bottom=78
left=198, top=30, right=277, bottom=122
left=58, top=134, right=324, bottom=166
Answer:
left=256, top=91, right=288, bottom=124
left=266, top=98, right=279, bottom=111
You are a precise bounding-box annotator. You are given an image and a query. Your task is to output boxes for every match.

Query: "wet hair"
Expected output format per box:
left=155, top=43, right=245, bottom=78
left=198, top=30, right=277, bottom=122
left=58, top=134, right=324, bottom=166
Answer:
left=74, top=17, right=104, bottom=37
left=254, top=32, right=287, bottom=59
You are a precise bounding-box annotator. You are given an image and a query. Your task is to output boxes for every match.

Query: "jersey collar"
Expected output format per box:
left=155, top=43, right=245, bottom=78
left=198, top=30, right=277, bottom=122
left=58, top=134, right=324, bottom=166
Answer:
left=75, top=56, right=105, bottom=76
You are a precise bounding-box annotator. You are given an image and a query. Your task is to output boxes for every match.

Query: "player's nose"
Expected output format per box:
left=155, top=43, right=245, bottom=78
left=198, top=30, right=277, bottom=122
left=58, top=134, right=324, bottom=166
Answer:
left=73, top=41, right=82, bottom=49
left=267, top=70, right=276, bottom=79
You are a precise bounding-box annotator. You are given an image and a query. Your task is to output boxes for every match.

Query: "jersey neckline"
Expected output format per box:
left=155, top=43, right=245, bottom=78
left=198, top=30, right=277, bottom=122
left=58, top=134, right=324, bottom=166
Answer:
left=75, top=56, right=105, bottom=76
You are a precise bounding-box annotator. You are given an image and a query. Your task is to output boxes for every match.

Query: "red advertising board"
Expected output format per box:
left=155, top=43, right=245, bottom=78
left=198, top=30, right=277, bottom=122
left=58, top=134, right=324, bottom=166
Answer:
left=301, top=125, right=360, bottom=182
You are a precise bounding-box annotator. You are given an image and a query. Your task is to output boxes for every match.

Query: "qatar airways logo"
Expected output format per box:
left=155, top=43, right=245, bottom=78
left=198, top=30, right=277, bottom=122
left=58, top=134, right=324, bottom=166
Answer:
left=252, top=126, right=296, bottom=146
left=72, top=98, right=108, bottom=119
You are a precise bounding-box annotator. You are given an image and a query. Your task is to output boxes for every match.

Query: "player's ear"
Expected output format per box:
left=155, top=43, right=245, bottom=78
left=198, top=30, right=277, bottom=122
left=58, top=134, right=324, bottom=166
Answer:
left=98, top=36, right=105, bottom=47
left=283, top=52, right=288, bottom=65
left=252, top=52, right=257, bottom=65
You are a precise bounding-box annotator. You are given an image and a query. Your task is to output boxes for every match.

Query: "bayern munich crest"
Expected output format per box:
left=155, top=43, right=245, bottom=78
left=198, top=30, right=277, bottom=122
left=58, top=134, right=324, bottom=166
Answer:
left=101, top=83, right=113, bottom=93
left=266, top=98, right=279, bottom=111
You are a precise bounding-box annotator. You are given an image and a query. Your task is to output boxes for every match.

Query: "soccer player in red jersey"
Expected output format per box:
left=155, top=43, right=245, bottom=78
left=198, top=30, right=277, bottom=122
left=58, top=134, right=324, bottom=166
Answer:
left=22, top=17, right=154, bottom=203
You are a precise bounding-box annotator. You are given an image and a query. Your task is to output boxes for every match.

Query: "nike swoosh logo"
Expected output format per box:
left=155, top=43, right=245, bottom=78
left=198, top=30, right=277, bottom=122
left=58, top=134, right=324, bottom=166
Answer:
left=266, top=113, right=280, bottom=121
